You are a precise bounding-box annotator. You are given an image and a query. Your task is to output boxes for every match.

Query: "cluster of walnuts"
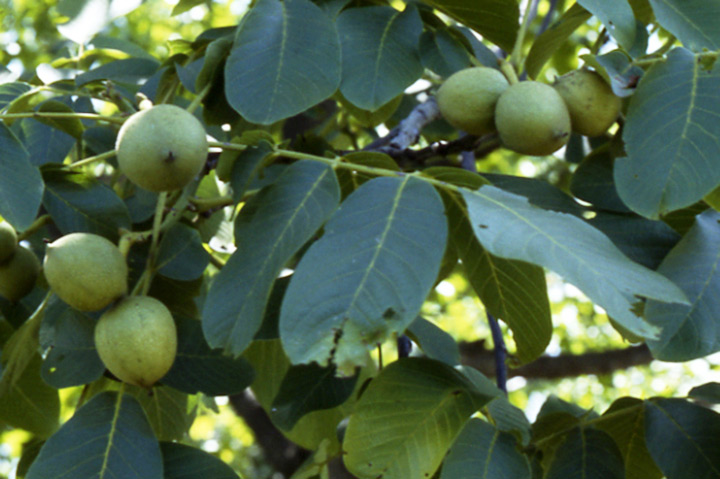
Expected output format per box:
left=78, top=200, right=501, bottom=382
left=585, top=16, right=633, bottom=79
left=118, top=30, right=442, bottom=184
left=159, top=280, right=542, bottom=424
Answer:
left=436, top=66, right=621, bottom=155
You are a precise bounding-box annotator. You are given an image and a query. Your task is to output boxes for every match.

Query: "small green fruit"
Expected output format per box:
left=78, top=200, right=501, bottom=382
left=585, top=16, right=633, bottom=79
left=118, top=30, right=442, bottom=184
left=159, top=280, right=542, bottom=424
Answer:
left=553, top=69, right=621, bottom=137
left=115, top=104, right=208, bottom=192
left=495, top=81, right=571, bottom=156
left=0, top=221, right=18, bottom=264
left=436, top=67, right=509, bottom=135
left=0, top=246, right=40, bottom=302
left=44, top=232, right=128, bottom=311
left=95, top=296, right=178, bottom=388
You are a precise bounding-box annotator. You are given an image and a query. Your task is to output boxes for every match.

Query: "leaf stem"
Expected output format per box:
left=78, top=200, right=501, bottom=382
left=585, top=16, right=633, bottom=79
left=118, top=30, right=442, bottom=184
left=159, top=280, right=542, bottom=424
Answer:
left=0, top=111, right=125, bottom=124
left=186, top=83, right=212, bottom=114
left=510, top=0, right=538, bottom=74
left=65, top=149, right=117, bottom=170
left=17, top=214, right=52, bottom=241
left=139, top=191, right=168, bottom=296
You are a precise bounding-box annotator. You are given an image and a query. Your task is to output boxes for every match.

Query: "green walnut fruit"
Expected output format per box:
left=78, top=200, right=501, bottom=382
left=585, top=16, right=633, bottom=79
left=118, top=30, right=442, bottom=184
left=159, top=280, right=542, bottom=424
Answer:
left=0, top=246, right=40, bottom=302
left=0, top=221, right=18, bottom=264
left=436, top=67, right=510, bottom=135
left=44, top=232, right=128, bottom=311
left=553, top=69, right=621, bottom=137
left=495, top=81, right=571, bottom=156
left=115, top=104, right=208, bottom=192
left=94, top=295, right=178, bottom=388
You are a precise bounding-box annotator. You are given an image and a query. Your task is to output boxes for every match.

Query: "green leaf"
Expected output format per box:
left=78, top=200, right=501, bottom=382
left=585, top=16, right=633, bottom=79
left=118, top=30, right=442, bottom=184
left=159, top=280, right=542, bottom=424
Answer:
left=224, top=0, right=341, bottom=124
left=576, top=0, right=637, bottom=50
left=648, top=0, right=720, bottom=51
left=596, top=397, right=662, bottom=479
left=127, top=385, right=194, bottom=442
left=280, top=176, right=448, bottom=373
left=420, top=28, right=473, bottom=78
left=156, top=223, right=210, bottom=281
left=229, top=141, right=274, bottom=202
left=0, top=122, right=44, bottom=231
left=570, top=148, right=631, bottom=213
left=587, top=213, right=680, bottom=270
left=440, top=418, right=531, bottom=479
left=26, top=392, right=163, bottom=479
left=343, top=358, right=497, bottom=479
left=545, top=427, right=624, bottom=479
left=0, top=354, right=59, bottom=437
left=615, top=47, right=720, bottom=219
left=202, top=161, right=340, bottom=356
left=335, top=151, right=400, bottom=197
left=689, top=382, right=720, bottom=404
left=645, top=210, right=720, bottom=360
left=337, top=6, right=423, bottom=111
left=40, top=305, right=105, bottom=388
left=161, top=442, right=239, bottom=479
left=75, top=58, right=160, bottom=86
left=445, top=187, right=551, bottom=364
left=171, top=0, right=207, bottom=16
left=645, top=398, right=720, bottom=479
left=270, top=363, right=358, bottom=430
left=406, top=317, right=461, bottom=366
left=163, top=316, right=255, bottom=396
left=485, top=395, right=532, bottom=447
left=419, top=0, right=518, bottom=51
left=525, top=4, right=592, bottom=79
left=17, top=118, right=76, bottom=166
left=461, top=185, right=687, bottom=339
left=596, top=50, right=645, bottom=96
left=0, top=81, right=33, bottom=111
left=35, top=100, right=84, bottom=139
left=42, top=169, right=132, bottom=241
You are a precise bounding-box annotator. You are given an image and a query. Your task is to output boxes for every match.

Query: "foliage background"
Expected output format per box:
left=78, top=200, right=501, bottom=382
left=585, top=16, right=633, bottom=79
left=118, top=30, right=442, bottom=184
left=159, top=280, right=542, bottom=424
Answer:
left=1, top=0, right=720, bottom=478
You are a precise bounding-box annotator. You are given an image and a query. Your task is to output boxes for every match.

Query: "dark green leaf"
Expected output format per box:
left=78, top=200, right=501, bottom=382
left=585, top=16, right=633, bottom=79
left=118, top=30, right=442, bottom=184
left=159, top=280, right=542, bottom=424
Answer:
left=483, top=173, right=586, bottom=216
left=203, top=161, right=340, bottom=356
left=0, top=122, right=44, bottom=231
left=42, top=169, right=132, bottom=240
left=26, top=392, right=163, bottom=479
left=16, top=118, right=75, bottom=166
left=648, top=0, right=720, bottom=51
left=570, top=148, right=631, bottom=213
left=588, top=213, right=681, bottom=270
left=596, top=50, right=645, bottom=96
left=224, top=0, right=341, bottom=124
left=161, top=442, right=239, bottom=479
left=420, top=28, right=473, bottom=78
left=157, top=223, right=210, bottom=281
left=545, top=427, right=624, bottom=479
left=40, top=306, right=104, bottom=388
left=0, top=354, right=59, bottom=438
left=270, top=363, right=358, bottom=430
left=279, top=176, right=448, bottom=373
left=229, top=141, right=274, bottom=202
left=577, top=0, right=637, bottom=50
left=127, top=385, right=194, bottom=442
left=596, top=397, right=662, bottom=479
left=526, top=4, right=592, bottom=79
left=419, top=0, right=519, bottom=51
left=335, top=151, right=400, bottom=198
left=406, top=316, right=461, bottom=366
left=689, top=382, right=720, bottom=404
left=337, top=6, right=423, bottom=111
left=0, top=81, right=33, bottom=111
left=485, top=395, right=532, bottom=447
left=616, top=47, right=720, bottom=218
left=461, top=185, right=687, bottom=338
left=163, top=316, right=255, bottom=396
left=645, top=398, right=720, bottom=479
left=343, top=358, right=498, bottom=479
left=440, top=418, right=531, bottom=479
left=646, top=209, right=720, bottom=360
left=75, top=58, right=160, bottom=86
left=35, top=100, right=84, bottom=139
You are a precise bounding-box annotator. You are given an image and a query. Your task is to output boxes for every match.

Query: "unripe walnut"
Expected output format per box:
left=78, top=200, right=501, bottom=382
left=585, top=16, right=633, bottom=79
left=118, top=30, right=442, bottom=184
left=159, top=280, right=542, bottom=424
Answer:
left=0, top=246, right=40, bottom=302
left=115, top=104, right=208, bottom=192
left=553, top=69, right=621, bottom=137
left=44, top=232, right=128, bottom=311
left=436, top=67, right=509, bottom=135
left=0, top=221, right=17, bottom=264
left=95, top=296, right=178, bottom=388
left=495, top=81, right=571, bottom=156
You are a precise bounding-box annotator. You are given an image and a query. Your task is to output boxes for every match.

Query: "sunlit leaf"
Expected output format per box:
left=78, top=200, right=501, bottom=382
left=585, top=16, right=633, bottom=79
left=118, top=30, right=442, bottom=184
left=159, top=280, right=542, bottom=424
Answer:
left=280, top=176, right=448, bottom=373
left=577, top=0, right=637, bottom=50
left=461, top=185, right=687, bottom=339
left=615, top=47, right=720, bottom=219
left=26, top=391, right=163, bottom=479
left=343, top=358, right=498, bottom=479
left=224, top=0, right=341, bottom=124
left=648, top=0, right=720, bottom=51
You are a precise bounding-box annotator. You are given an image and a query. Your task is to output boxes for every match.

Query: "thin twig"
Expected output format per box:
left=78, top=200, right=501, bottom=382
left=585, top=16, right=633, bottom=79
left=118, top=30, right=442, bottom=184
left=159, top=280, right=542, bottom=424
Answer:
left=487, top=312, right=508, bottom=393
